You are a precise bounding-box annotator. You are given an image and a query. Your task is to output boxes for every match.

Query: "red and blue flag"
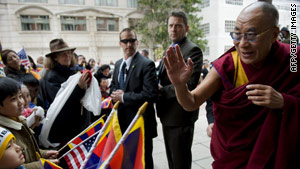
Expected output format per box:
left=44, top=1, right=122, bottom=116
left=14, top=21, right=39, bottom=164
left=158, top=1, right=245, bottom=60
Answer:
left=17, top=48, right=31, bottom=70
left=101, top=97, right=113, bottom=109
left=83, top=110, right=122, bottom=169
left=58, top=117, right=104, bottom=158
left=98, top=115, right=145, bottom=169
left=70, top=117, right=105, bottom=148
left=64, top=134, right=98, bottom=169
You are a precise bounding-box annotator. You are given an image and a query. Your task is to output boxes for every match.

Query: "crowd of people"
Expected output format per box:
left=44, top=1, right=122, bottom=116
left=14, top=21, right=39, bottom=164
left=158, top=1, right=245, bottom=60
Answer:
left=0, top=1, right=299, bottom=169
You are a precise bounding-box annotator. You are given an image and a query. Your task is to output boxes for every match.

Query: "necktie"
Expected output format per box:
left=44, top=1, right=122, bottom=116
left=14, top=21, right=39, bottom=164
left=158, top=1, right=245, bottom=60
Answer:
left=119, top=62, right=126, bottom=90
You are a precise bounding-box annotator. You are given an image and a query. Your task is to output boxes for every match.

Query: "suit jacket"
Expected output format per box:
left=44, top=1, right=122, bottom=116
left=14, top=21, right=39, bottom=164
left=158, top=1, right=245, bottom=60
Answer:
left=110, top=52, right=158, bottom=138
left=156, top=37, right=203, bottom=126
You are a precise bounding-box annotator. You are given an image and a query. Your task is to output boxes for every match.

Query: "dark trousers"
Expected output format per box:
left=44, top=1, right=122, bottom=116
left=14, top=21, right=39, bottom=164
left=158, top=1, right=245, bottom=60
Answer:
left=145, top=137, right=154, bottom=169
left=162, top=124, right=195, bottom=169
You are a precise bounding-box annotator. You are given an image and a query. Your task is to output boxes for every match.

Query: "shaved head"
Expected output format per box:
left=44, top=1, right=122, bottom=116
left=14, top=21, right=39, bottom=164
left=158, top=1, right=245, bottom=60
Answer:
left=240, top=1, right=279, bottom=27
left=233, top=1, right=280, bottom=67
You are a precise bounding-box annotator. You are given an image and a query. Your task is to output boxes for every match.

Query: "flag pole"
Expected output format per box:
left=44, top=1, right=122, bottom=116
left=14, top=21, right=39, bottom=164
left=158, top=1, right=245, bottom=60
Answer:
left=80, top=101, right=120, bottom=169
left=58, top=129, right=100, bottom=160
left=57, top=114, right=105, bottom=153
left=101, top=102, right=148, bottom=169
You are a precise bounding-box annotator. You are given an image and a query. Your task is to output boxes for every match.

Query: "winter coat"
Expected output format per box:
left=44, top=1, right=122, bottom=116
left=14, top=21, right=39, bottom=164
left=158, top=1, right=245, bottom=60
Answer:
left=0, top=115, right=47, bottom=169
left=4, top=65, right=26, bottom=81
left=37, top=64, right=91, bottom=144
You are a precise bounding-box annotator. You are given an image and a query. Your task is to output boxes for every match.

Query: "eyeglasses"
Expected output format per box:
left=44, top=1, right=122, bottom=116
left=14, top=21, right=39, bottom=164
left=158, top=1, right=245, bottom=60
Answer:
left=230, top=27, right=273, bottom=42
left=120, top=39, right=137, bottom=44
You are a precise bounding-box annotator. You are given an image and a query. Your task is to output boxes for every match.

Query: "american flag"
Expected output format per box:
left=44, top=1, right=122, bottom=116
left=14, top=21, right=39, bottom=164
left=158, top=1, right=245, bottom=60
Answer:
left=64, top=134, right=97, bottom=169
left=17, top=48, right=31, bottom=70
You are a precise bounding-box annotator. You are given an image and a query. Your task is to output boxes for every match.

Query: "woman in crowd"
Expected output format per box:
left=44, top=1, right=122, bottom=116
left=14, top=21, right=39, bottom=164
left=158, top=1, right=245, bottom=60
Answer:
left=86, top=58, right=96, bottom=73
left=1, top=49, right=26, bottom=81
left=94, top=64, right=111, bottom=84
left=37, top=38, right=91, bottom=148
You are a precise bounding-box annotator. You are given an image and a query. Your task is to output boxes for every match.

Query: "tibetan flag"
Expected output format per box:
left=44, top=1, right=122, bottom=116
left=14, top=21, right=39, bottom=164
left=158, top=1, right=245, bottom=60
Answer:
left=70, top=117, right=105, bottom=148
left=99, top=115, right=145, bottom=169
left=64, top=134, right=98, bottom=169
left=31, top=71, right=41, bottom=80
left=0, top=41, right=5, bottom=77
left=83, top=110, right=122, bottom=169
left=59, top=117, right=105, bottom=157
left=101, top=97, right=113, bottom=109
left=17, top=48, right=31, bottom=70
left=40, top=158, right=62, bottom=169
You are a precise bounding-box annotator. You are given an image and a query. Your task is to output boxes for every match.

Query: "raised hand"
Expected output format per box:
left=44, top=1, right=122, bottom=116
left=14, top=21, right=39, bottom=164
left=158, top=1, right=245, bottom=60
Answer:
left=163, top=45, right=193, bottom=87
left=78, top=71, right=91, bottom=89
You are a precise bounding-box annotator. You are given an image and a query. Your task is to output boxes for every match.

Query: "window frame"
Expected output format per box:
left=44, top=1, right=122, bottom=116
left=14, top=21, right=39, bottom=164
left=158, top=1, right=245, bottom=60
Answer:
left=127, top=0, right=137, bottom=8
left=19, top=0, right=48, bottom=3
left=96, top=17, right=119, bottom=32
left=59, top=0, right=85, bottom=5
left=225, top=0, right=243, bottom=6
left=20, top=15, right=50, bottom=31
left=95, top=0, right=117, bottom=6
left=200, top=23, right=210, bottom=35
left=225, top=20, right=235, bottom=33
left=61, top=16, right=87, bottom=31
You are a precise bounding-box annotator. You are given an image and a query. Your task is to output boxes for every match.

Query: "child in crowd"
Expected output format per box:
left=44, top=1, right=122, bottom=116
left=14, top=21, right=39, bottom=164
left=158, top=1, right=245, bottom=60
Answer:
left=21, top=84, right=44, bottom=129
left=99, top=78, right=110, bottom=100
left=19, top=73, right=40, bottom=108
left=0, top=77, right=58, bottom=169
left=0, top=127, right=25, bottom=169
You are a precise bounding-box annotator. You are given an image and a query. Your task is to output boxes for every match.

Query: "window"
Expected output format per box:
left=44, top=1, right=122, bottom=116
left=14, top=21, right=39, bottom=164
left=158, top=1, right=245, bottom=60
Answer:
left=59, top=0, right=84, bottom=5
left=61, top=16, right=86, bottom=31
left=19, top=0, right=47, bottom=2
left=225, top=0, right=243, bottom=6
left=275, top=4, right=298, bottom=12
left=128, top=0, right=137, bottom=8
left=200, top=0, right=210, bottom=8
left=21, top=15, right=50, bottom=31
left=96, top=17, right=119, bottom=31
left=128, top=18, right=140, bottom=29
left=95, top=0, right=117, bottom=6
left=200, top=23, right=210, bottom=35
left=224, top=45, right=233, bottom=52
left=225, top=20, right=235, bottom=32
left=203, top=46, right=210, bottom=56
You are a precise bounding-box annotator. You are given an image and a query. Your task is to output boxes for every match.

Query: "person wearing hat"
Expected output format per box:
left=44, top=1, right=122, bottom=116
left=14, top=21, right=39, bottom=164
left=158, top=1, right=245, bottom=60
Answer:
left=37, top=38, right=92, bottom=149
left=0, top=77, right=58, bottom=169
left=0, top=127, right=25, bottom=169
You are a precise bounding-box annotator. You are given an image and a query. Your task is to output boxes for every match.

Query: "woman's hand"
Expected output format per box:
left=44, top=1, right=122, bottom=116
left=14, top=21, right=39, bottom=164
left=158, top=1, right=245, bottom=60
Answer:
left=78, top=71, right=91, bottom=89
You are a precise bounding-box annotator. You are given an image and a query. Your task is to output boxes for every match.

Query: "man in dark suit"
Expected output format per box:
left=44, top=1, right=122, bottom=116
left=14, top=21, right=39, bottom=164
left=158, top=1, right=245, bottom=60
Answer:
left=156, top=11, right=203, bottom=169
left=110, top=28, right=158, bottom=169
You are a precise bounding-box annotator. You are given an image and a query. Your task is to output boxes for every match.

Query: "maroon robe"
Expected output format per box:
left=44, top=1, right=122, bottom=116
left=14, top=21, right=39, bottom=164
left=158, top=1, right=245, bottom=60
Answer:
left=211, top=41, right=300, bottom=169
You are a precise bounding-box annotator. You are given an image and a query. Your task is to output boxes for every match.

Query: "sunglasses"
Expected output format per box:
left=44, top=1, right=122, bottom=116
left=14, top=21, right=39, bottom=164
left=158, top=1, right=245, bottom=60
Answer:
left=120, top=39, right=137, bottom=44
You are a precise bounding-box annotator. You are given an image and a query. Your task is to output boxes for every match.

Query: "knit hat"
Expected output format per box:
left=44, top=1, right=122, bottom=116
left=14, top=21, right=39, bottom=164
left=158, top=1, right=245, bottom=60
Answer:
left=0, top=127, right=15, bottom=160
